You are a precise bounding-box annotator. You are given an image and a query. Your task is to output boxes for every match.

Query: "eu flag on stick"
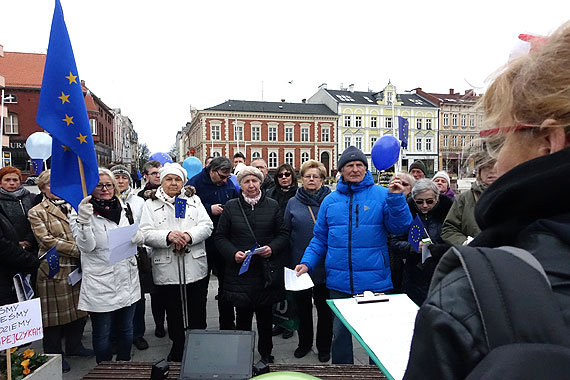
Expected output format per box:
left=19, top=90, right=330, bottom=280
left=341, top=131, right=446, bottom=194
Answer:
left=36, top=0, right=99, bottom=211
left=408, top=215, right=425, bottom=253
left=398, top=116, right=409, bottom=149
left=44, top=246, right=60, bottom=279
left=174, top=197, right=187, bottom=218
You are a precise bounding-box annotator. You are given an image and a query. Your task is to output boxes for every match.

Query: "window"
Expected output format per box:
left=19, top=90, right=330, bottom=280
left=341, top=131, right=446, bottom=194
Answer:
left=4, top=113, right=18, bottom=134
left=90, top=118, right=97, bottom=135
left=461, top=114, right=466, bottom=127
left=443, top=135, right=448, bottom=147
left=355, top=136, right=362, bottom=150
left=285, top=152, right=294, bottom=166
left=452, top=135, right=457, bottom=147
left=370, top=116, right=377, bottom=128
left=3, top=94, right=17, bottom=104
left=252, top=126, right=261, bottom=141
left=252, top=151, right=261, bottom=160
left=268, top=127, right=277, bottom=141
left=443, top=113, right=449, bottom=126
left=301, top=127, right=309, bottom=142
left=470, top=135, right=474, bottom=145
left=426, top=138, right=432, bottom=151
left=470, top=115, right=475, bottom=127
left=212, top=151, right=221, bottom=157
left=452, top=114, right=458, bottom=127
left=416, top=118, right=422, bottom=129
left=268, top=152, right=277, bottom=168
left=385, top=117, right=392, bottom=129
left=301, top=152, right=309, bottom=164
left=285, top=126, right=294, bottom=142
left=344, top=116, right=351, bottom=127
left=416, top=138, right=422, bottom=151
left=211, top=125, right=220, bottom=140
left=426, top=119, right=432, bottom=130
left=370, top=136, right=377, bottom=149
left=321, top=126, right=330, bottom=142
left=344, top=136, right=351, bottom=150
left=355, top=116, right=362, bottom=128
left=461, top=136, right=466, bottom=147
left=234, top=124, right=243, bottom=141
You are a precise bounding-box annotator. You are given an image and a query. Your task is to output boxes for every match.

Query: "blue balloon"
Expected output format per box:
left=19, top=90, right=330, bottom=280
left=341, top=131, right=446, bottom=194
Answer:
left=371, top=135, right=400, bottom=171
left=149, top=152, right=173, bottom=165
left=183, top=156, right=202, bottom=180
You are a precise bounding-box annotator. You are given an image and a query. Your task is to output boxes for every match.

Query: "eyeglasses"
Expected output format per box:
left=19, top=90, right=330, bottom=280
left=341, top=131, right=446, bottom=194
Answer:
left=414, top=198, right=435, bottom=205
left=278, top=172, right=292, bottom=178
left=95, top=183, right=115, bottom=190
left=217, top=171, right=231, bottom=180
left=303, top=174, right=322, bottom=180
left=148, top=171, right=160, bottom=177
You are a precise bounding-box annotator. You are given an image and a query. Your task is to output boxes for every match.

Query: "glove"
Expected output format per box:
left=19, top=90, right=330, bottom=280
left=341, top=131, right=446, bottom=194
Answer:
left=77, top=196, right=93, bottom=224
left=131, top=230, right=145, bottom=246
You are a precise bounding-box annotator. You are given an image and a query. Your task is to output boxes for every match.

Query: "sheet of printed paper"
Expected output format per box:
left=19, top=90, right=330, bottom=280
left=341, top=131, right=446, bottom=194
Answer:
left=0, top=298, right=43, bottom=350
left=107, top=222, right=138, bottom=265
left=284, top=267, right=314, bottom=291
left=333, top=294, right=418, bottom=380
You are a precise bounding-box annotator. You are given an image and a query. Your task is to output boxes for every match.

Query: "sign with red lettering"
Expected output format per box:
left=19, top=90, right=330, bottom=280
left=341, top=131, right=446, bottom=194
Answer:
left=0, top=298, right=43, bottom=350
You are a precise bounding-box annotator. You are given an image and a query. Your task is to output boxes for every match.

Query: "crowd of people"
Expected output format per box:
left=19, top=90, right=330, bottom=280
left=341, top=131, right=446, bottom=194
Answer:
left=2, top=21, right=570, bottom=377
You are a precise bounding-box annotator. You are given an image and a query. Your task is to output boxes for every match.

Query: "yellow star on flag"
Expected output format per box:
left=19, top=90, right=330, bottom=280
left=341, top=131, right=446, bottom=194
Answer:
left=62, top=114, right=74, bottom=126
left=58, top=92, right=70, bottom=104
left=76, top=133, right=87, bottom=144
left=65, top=72, right=78, bottom=84
left=61, top=145, right=71, bottom=151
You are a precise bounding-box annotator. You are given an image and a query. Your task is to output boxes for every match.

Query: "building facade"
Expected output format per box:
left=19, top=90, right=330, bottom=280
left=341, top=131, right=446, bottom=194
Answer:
left=308, top=82, right=439, bottom=175
left=183, top=100, right=338, bottom=175
left=113, top=108, right=139, bottom=170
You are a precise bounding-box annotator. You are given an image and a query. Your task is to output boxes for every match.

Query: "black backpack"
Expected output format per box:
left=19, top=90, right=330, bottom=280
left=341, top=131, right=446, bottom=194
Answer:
left=431, top=245, right=570, bottom=379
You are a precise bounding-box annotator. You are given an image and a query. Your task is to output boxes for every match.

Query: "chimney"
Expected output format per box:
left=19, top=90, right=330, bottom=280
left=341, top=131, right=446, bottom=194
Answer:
left=340, top=82, right=344, bottom=90
left=0, top=44, right=4, bottom=57
left=348, top=84, right=354, bottom=93
left=449, top=88, right=454, bottom=95
left=301, top=98, right=307, bottom=103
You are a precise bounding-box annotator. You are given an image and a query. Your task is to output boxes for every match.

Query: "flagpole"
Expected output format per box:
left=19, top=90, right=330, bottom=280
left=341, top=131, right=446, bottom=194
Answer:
left=77, top=156, right=87, bottom=198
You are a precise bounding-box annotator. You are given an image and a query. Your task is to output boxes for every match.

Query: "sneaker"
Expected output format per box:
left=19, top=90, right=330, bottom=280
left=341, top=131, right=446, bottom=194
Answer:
left=155, top=325, right=166, bottom=338
left=272, top=325, right=284, bottom=336
left=282, top=329, right=294, bottom=339
left=62, top=358, right=71, bottom=373
left=294, top=346, right=312, bottom=358
left=133, top=336, right=149, bottom=350
left=318, top=352, right=331, bottom=363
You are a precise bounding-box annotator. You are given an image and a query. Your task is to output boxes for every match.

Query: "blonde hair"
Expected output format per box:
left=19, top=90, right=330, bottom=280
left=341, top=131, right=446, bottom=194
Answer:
left=481, top=21, right=570, bottom=154
left=300, top=160, right=326, bottom=179
left=97, top=168, right=121, bottom=198
left=37, top=170, right=51, bottom=190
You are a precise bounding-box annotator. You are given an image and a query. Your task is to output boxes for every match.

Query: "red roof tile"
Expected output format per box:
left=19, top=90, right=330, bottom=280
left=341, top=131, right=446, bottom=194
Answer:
left=0, top=51, right=46, bottom=88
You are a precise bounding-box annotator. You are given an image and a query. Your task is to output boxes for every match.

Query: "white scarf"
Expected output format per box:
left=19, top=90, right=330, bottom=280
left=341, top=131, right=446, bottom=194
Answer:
left=243, top=192, right=262, bottom=209
left=157, top=186, right=178, bottom=204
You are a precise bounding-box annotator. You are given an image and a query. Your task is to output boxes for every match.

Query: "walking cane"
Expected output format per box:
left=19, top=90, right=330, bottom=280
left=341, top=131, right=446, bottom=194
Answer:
left=176, top=248, right=189, bottom=331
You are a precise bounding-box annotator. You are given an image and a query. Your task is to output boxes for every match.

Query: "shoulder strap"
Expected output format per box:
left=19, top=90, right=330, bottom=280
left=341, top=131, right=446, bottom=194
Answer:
left=125, top=203, right=135, bottom=225
left=237, top=199, right=260, bottom=247
left=433, top=245, right=570, bottom=349
left=307, top=205, right=316, bottom=224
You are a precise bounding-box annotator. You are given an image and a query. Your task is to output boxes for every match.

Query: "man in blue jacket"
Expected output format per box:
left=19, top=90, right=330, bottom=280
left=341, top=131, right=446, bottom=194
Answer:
left=188, top=156, right=238, bottom=329
left=296, top=146, right=412, bottom=364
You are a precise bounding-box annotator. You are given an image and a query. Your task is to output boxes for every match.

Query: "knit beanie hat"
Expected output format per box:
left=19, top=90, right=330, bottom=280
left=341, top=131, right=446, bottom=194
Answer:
left=110, top=164, right=132, bottom=186
left=159, top=163, right=187, bottom=184
left=409, top=160, right=427, bottom=175
left=338, top=146, right=368, bottom=171
left=237, top=166, right=264, bottom=185
left=432, top=170, right=450, bottom=185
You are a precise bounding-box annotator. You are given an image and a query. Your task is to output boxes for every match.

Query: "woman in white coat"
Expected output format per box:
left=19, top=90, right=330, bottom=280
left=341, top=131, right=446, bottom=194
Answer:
left=139, top=163, right=213, bottom=362
left=70, top=168, right=141, bottom=364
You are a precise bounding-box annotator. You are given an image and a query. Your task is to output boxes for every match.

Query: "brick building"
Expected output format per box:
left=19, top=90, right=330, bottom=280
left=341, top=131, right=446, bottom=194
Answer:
left=183, top=100, right=338, bottom=175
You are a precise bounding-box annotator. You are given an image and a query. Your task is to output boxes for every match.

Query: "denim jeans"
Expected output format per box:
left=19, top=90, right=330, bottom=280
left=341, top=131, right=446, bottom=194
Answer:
left=329, top=289, right=355, bottom=364
left=90, top=303, right=136, bottom=363
left=133, top=296, right=146, bottom=339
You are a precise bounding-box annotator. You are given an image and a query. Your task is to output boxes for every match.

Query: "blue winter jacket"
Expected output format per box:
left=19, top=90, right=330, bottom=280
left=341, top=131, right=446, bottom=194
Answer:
left=300, top=171, right=412, bottom=294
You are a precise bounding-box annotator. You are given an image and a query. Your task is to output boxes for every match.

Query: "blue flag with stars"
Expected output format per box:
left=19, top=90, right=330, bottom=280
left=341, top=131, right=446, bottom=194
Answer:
left=174, top=197, right=187, bottom=218
left=36, top=0, right=99, bottom=211
left=398, top=116, right=409, bottom=149
left=31, top=159, right=44, bottom=176
left=239, top=244, right=258, bottom=275
left=44, top=246, right=60, bottom=279
left=408, top=215, right=425, bottom=253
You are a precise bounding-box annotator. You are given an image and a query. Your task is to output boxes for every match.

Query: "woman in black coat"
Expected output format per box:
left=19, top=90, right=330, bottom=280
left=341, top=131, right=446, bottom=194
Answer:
left=266, top=163, right=298, bottom=220
left=215, top=166, right=288, bottom=365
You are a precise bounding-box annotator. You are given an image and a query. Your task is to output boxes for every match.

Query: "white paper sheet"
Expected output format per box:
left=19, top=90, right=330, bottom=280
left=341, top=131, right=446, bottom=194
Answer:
left=332, top=294, right=419, bottom=380
left=107, top=222, right=138, bottom=265
left=68, top=267, right=82, bottom=286
left=284, top=267, right=314, bottom=291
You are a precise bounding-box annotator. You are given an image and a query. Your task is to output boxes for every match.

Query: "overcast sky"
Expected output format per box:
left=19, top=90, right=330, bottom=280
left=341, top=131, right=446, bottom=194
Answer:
left=2, top=0, right=569, bottom=153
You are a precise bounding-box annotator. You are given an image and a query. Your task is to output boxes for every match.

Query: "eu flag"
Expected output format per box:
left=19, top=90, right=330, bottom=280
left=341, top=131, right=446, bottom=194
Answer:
left=31, top=159, right=44, bottom=176
left=36, top=0, right=99, bottom=211
left=175, top=197, right=187, bottom=218
left=398, top=116, right=409, bottom=148
left=408, top=215, right=425, bottom=253
left=44, top=246, right=60, bottom=279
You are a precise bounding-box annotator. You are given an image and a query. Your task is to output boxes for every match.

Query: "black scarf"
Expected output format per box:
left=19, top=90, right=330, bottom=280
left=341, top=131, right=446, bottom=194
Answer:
left=472, top=147, right=570, bottom=247
left=90, top=196, right=122, bottom=225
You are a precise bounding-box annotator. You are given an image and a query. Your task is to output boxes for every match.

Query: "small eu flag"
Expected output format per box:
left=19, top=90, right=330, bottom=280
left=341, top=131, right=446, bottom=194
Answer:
left=36, top=0, right=99, bottom=211
left=408, top=215, right=425, bottom=253
left=175, top=197, right=187, bottom=218
left=45, top=246, right=60, bottom=279
left=31, top=159, right=44, bottom=176
left=239, top=244, right=258, bottom=275
left=398, top=116, right=409, bottom=149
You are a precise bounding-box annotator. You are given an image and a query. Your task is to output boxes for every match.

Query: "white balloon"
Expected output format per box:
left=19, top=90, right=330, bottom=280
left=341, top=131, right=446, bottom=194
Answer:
left=26, top=132, right=53, bottom=160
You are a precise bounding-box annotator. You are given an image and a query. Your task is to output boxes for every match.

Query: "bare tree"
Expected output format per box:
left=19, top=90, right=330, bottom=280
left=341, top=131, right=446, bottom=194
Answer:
left=138, top=143, right=150, bottom=170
